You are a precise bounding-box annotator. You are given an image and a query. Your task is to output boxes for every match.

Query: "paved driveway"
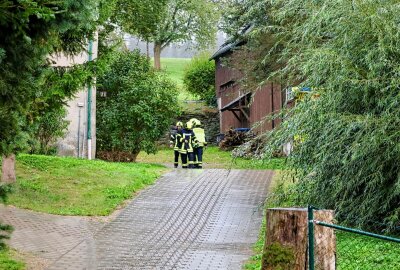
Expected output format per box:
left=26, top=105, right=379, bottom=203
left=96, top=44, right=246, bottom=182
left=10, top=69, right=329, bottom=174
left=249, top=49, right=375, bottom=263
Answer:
left=1, top=169, right=273, bottom=270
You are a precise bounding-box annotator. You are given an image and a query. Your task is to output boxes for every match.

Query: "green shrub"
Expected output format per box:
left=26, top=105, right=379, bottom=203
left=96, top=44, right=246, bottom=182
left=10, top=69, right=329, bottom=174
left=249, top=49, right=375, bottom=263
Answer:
left=97, top=50, right=180, bottom=161
left=183, top=53, right=216, bottom=106
left=0, top=248, right=24, bottom=270
left=27, top=107, right=68, bottom=155
left=0, top=181, right=14, bottom=261
left=0, top=224, right=12, bottom=251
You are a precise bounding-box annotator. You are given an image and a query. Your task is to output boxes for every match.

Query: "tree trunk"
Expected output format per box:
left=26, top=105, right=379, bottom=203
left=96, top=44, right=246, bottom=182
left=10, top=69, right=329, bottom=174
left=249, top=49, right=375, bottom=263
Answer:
left=154, top=42, right=162, bottom=70
left=262, top=208, right=335, bottom=270
left=1, top=154, right=16, bottom=184
left=131, top=151, right=140, bottom=162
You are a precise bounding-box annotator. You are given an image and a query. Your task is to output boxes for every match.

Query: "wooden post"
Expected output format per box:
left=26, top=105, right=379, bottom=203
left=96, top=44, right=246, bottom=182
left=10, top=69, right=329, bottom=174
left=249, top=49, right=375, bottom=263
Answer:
left=314, top=210, right=336, bottom=270
left=1, top=154, right=16, bottom=183
left=261, top=208, right=335, bottom=270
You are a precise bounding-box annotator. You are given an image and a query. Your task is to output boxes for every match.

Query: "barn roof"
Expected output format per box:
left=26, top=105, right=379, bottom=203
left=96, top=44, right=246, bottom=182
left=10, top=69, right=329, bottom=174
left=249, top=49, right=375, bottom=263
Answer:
left=210, top=40, right=244, bottom=60
left=210, top=25, right=253, bottom=60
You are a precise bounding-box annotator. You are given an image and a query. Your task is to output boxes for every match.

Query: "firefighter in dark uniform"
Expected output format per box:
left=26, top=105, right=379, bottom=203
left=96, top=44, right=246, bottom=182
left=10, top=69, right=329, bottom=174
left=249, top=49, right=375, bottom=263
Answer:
left=192, top=119, right=207, bottom=168
left=180, top=121, right=198, bottom=169
left=170, top=121, right=183, bottom=168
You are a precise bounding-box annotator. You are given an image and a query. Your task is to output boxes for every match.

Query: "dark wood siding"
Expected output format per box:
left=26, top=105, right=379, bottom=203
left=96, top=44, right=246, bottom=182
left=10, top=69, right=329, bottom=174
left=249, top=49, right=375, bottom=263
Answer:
left=249, top=83, right=283, bottom=134
left=216, top=55, right=243, bottom=132
left=215, top=53, right=284, bottom=134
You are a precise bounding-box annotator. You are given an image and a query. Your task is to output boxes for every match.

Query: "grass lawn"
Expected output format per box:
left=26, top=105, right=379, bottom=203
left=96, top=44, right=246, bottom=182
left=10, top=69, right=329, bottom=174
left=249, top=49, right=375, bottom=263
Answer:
left=244, top=172, right=400, bottom=270
left=4, top=154, right=166, bottom=216
left=0, top=249, right=24, bottom=270
left=158, top=58, right=199, bottom=101
left=159, top=58, right=190, bottom=86
left=336, top=232, right=400, bottom=270
left=137, top=146, right=286, bottom=170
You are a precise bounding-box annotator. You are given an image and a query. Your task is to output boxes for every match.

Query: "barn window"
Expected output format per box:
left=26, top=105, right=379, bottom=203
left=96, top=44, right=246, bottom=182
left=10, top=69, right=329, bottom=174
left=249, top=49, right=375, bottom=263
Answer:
left=219, top=80, right=235, bottom=93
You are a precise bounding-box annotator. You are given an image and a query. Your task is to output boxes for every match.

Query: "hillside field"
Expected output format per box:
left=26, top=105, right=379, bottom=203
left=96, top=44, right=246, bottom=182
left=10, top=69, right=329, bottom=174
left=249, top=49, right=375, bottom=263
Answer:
left=158, top=58, right=199, bottom=101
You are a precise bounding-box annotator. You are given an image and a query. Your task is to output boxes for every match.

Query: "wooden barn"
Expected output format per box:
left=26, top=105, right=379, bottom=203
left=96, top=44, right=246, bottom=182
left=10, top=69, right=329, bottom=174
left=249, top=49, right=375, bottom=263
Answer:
left=211, top=41, right=287, bottom=134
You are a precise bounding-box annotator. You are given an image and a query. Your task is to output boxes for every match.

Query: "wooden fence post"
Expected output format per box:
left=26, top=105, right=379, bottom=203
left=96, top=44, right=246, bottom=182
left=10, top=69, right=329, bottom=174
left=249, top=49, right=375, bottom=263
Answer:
left=261, top=208, right=335, bottom=270
left=1, top=154, right=16, bottom=183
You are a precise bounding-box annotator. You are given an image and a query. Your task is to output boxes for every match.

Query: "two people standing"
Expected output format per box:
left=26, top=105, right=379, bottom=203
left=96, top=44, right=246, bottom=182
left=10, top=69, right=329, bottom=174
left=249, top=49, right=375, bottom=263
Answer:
left=170, top=118, right=207, bottom=169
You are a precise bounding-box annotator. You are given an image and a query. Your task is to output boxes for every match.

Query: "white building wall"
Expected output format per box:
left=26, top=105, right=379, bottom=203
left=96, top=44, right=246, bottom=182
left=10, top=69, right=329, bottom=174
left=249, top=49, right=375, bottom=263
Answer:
left=52, top=36, right=98, bottom=159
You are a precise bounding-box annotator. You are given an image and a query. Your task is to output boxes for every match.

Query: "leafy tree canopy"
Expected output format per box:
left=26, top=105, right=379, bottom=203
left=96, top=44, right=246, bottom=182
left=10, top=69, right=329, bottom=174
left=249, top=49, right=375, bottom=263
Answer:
left=0, top=0, right=116, bottom=182
left=114, top=0, right=167, bottom=41
left=115, top=0, right=219, bottom=69
left=0, top=0, right=115, bottom=152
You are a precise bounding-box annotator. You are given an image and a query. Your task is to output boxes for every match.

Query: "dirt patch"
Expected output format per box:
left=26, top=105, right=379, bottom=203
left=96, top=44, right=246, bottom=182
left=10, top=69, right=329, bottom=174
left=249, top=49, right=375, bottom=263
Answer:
left=11, top=249, right=50, bottom=270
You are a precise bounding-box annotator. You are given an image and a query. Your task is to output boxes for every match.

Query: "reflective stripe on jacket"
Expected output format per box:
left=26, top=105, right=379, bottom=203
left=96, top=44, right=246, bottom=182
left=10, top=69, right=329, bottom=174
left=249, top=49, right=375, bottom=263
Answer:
left=180, top=129, right=197, bottom=153
left=170, top=131, right=183, bottom=150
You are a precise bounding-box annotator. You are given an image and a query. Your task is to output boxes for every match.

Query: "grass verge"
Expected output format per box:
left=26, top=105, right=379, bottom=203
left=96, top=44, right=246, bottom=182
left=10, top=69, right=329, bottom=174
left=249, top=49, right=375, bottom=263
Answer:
left=244, top=172, right=400, bottom=270
left=0, top=249, right=24, bottom=270
left=137, top=146, right=286, bottom=170
left=243, top=172, right=283, bottom=270
left=4, top=154, right=166, bottom=216
left=244, top=218, right=266, bottom=270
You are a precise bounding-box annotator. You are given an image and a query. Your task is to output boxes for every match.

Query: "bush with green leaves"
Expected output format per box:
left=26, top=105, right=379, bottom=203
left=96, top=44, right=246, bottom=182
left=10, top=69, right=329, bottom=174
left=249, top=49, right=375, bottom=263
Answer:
left=27, top=107, right=68, bottom=155
left=223, top=0, right=400, bottom=232
left=0, top=223, right=12, bottom=251
left=183, top=53, right=216, bottom=106
left=97, top=50, right=179, bottom=161
left=0, top=182, right=13, bottom=255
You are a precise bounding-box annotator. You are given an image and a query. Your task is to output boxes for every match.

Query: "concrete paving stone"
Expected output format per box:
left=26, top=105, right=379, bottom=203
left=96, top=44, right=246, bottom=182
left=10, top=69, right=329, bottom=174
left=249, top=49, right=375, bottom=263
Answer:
left=1, top=169, right=272, bottom=269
